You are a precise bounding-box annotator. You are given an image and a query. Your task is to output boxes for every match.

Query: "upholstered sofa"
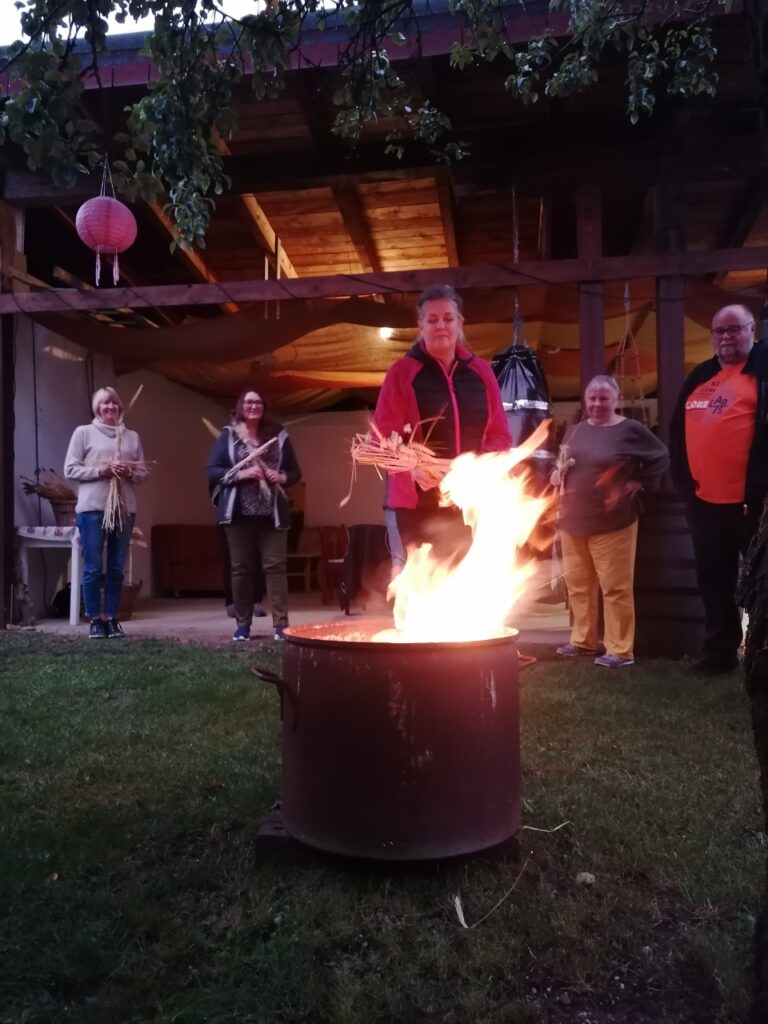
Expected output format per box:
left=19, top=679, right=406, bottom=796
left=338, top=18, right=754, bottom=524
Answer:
left=151, top=522, right=322, bottom=596
left=152, top=524, right=225, bottom=595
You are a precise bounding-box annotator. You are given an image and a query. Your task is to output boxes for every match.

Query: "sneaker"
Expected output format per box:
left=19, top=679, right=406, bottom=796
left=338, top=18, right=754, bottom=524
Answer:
left=89, top=618, right=107, bottom=639
left=225, top=603, right=236, bottom=619
left=106, top=618, right=125, bottom=639
left=273, top=625, right=286, bottom=641
left=556, top=643, right=599, bottom=657
left=232, top=625, right=251, bottom=642
left=594, top=653, right=635, bottom=668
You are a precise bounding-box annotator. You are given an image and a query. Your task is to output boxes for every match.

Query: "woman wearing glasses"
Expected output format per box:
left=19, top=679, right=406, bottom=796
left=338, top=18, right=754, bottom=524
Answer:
left=670, top=303, right=768, bottom=674
left=207, top=389, right=302, bottom=642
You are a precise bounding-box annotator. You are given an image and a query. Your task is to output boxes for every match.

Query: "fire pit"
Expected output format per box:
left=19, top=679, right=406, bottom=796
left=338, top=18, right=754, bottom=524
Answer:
left=257, top=620, right=521, bottom=861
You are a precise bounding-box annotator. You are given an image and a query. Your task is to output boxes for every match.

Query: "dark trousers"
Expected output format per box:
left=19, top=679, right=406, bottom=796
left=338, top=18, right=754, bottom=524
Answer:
left=685, top=496, right=760, bottom=661
left=396, top=504, right=472, bottom=564
left=218, top=525, right=264, bottom=605
left=223, top=517, right=288, bottom=629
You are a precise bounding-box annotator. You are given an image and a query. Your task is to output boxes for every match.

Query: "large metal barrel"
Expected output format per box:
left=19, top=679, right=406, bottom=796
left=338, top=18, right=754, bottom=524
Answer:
left=264, top=621, right=521, bottom=860
left=634, top=492, right=704, bottom=658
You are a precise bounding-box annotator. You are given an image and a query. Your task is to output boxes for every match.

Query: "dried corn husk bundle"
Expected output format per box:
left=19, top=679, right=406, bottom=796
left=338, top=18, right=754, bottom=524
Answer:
left=102, top=459, right=157, bottom=531
left=350, top=421, right=451, bottom=488
left=103, top=383, right=149, bottom=532
left=103, top=422, right=128, bottom=533
left=20, top=470, right=76, bottom=501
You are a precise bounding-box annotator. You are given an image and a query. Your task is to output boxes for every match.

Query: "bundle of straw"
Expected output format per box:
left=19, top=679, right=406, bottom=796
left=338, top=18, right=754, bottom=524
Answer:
left=215, top=436, right=283, bottom=503
left=103, top=422, right=127, bottom=533
left=350, top=421, right=451, bottom=488
left=101, top=452, right=153, bottom=530
left=103, top=383, right=147, bottom=533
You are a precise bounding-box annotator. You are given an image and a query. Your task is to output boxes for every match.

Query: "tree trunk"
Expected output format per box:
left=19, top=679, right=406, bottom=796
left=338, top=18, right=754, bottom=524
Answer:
left=744, top=654, right=768, bottom=1022
left=744, top=0, right=768, bottom=127
left=737, top=499, right=768, bottom=1021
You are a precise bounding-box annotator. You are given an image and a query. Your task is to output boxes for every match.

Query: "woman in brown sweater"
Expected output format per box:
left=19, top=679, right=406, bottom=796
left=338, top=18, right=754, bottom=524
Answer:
left=550, top=375, right=669, bottom=667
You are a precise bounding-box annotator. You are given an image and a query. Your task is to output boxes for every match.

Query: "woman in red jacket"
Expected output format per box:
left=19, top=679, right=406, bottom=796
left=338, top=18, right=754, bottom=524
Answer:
left=374, top=284, right=511, bottom=556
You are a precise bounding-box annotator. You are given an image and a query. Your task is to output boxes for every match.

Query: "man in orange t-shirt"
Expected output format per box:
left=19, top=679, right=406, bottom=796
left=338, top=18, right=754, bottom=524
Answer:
left=670, top=304, right=768, bottom=675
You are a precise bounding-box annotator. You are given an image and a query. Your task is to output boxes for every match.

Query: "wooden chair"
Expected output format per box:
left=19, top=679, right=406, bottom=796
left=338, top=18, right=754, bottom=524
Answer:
left=286, top=527, right=322, bottom=592
left=338, top=523, right=391, bottom=614
left=318, top=525, right=349, bottom=605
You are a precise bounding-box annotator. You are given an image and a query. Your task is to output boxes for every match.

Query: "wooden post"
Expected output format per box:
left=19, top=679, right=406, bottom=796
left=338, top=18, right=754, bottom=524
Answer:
left=654, top=175, right=686, bottom=443
left=576, top=183, right=606, bottom=391
left=0, top=204, right=18, bottom=628
left=655, top=276, right=686, bottom=444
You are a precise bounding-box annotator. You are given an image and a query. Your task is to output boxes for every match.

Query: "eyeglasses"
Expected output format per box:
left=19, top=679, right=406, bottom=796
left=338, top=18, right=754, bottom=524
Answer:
left=711, top=322, right=754, bottom=339
left=242, top=400, right=263, bottom=406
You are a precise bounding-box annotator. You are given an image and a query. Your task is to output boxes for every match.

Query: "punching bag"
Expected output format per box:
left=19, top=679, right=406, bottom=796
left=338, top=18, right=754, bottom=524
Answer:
left=491, top=341, right=553, bottom=447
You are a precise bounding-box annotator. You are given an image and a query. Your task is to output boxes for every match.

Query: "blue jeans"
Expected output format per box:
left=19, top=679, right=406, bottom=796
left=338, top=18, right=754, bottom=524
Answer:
left=384, top=507, right=406, bottom=570
left=77, top=511, right=135, bottom=619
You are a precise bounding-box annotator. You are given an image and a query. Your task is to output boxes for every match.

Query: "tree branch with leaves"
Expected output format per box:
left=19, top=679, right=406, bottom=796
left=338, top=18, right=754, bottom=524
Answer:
left=0, top=0, right=753, bottom=247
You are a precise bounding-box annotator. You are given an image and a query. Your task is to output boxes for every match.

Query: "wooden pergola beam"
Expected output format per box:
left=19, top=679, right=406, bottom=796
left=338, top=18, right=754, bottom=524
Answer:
left=213, top=133, right=299, bottom=280
left=654, top=172, right=686, bottom=443
left=434, top=171, right=460, bottom=268
left=0, top=202, right=19, bottom=628
left=713, top=176, right=768, bottom=285
left=576, top=182, right=606, bottom=387
left=331, top=184, right=380, bottom=274
left=537, top=194, right=552, bottom=261
left=1, top=163, right=452, bottom=208
left=239, top=194, right=298, bottom=279
left=2, top=247, right=768, bottom=315
left=8, top=141, right=764, bottom=208
left=146, top=203, right=240, bottom=314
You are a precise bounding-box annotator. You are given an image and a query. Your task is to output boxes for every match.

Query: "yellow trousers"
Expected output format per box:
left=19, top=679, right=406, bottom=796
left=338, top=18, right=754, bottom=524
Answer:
left=560, top=521, right=638, bottom=660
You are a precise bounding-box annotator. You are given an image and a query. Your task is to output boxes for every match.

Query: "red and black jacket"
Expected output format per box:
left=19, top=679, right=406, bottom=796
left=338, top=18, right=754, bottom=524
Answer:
left=374, top=340, right=512, bottom=509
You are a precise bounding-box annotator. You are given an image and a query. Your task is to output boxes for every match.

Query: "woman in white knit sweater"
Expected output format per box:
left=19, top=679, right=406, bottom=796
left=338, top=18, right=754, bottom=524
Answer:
left=64, top=387, right=147, bottom=638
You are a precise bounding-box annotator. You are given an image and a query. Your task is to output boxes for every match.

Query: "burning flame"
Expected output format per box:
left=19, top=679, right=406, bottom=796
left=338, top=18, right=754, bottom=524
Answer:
left=377, top=422, right=554, bottom=643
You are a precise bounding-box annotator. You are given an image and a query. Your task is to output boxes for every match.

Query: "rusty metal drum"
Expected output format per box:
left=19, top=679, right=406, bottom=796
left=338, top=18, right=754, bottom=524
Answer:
left=264, top=620, right=521, bottom=861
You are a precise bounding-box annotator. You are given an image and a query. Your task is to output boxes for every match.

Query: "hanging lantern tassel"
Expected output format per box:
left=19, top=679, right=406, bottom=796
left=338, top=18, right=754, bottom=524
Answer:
left=75, top=195, right=137, bottom=286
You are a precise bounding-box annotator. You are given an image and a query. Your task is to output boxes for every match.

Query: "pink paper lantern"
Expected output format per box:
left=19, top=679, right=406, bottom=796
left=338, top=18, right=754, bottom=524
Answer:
left=75, top=196, right=137, bottom=285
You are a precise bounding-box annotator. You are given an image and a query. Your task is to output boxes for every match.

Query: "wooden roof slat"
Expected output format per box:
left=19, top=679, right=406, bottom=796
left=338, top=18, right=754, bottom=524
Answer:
left=214, top=132, right=299, bottom=280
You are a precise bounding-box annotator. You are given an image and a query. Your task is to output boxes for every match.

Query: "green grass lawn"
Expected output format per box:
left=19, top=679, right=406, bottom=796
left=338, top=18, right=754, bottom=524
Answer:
left=0, top=634, right=762, bottom=1024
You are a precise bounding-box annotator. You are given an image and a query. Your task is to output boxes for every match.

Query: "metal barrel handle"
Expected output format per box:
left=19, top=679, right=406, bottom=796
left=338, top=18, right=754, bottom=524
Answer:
left=250, top=666, right=284, bottom=688
left=250, top=665, right=297, bottom=729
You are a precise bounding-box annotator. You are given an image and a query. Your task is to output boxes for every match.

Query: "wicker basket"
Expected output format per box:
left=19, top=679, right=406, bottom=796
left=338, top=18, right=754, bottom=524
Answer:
left=118, top=581, right=142, bottom=621
left=80, top=580, right=143, bottom=621
left=49, top=498, right=77, bottom=527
